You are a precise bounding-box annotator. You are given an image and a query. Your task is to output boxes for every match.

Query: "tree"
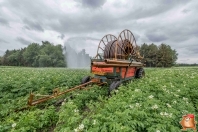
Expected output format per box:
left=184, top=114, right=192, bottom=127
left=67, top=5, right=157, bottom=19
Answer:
left=140, top=43, right=178, bottom=67
left=147, top=44, right=158, bottom=67
left=0, top=56, right=2, bottom=65
left=156, top=44, right=178, bottom=67
left=1, top=41, right=66, bottom=67
left=38, top=55, right=51, bottom=67
left=140, top=43, right=158, bottom=67
left=39, top=41, right=65, bottom=67
left=23, top=43, right=40, bottom=66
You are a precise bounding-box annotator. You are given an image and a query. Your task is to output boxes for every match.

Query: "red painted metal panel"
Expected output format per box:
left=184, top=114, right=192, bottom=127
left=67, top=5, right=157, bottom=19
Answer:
left=116, top=67, right=120, bottom=72
left=92, top=66, right=113, bottom=73
left=121, top=67, right=136, bottom=78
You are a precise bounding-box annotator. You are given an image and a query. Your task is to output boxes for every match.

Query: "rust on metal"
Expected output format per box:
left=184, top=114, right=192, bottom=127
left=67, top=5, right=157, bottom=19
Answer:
left=27, top=79, right=101, bottom=106
left=25, top=29, right=144, bottom=108
left=92, top=61, right=143, bottom=67
left=104, top=59, right=139, bottom=64
left=95, top=29, right=143, bottom=60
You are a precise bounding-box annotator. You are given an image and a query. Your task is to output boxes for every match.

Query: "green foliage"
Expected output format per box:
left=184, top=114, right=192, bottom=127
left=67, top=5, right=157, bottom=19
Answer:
left=140, top=43, right=178, bottom=67
left=175, top=63, right=198, bottom=67
left=23, top=43, right=40, bottom=66
left=1, top=41, right=66, bottom=67
left=0, top=67, right=198, bottom=132
left=0, top=56, right=2, bottom=65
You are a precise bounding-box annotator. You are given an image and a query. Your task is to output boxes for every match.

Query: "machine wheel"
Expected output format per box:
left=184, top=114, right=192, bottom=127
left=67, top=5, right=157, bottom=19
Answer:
left=135, top=68, right=145, bottom=78
left=81, top=76, right=91, bottom=84
left=108, top=81, right=121, bottom=96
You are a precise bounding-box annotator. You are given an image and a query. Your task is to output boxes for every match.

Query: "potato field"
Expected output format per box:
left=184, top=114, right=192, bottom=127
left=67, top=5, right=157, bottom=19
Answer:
left=0, top=67, right=198, bottom=132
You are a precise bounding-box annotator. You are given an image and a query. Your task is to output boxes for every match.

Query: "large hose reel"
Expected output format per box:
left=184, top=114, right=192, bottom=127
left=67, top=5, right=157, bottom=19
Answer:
left=95, top=29, right=142, bottom=61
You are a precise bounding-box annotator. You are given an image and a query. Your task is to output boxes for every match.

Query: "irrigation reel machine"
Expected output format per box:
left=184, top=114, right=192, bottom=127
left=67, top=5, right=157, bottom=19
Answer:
left=27, top=29, right=145, bottom=106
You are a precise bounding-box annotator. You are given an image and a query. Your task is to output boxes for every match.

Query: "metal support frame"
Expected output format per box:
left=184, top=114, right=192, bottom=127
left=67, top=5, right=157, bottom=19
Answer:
left=27, top=78, right=102, bottom=106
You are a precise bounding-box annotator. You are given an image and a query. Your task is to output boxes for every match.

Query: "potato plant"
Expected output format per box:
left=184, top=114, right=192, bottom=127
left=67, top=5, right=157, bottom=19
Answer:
left=0, top=67, right=197, bottom=132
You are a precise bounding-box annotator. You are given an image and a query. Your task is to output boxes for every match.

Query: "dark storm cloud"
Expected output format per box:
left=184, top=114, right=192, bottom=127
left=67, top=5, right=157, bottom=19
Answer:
left=0, top=39, right=9, bottom=43
left=57, top=34, right=65, bottom=40
left=0, top=17, right=9, bottom=26
left=23, top=19, right=44, bottom=32
left=75, top=0, right=107, bottom=8
left=16, top=37, right=31, bottom=45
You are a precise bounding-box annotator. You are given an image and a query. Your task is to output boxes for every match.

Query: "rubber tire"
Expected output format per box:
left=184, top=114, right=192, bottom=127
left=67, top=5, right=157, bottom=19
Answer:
left=81, top=76, right=91, bottom=84
left=108, top=81, right=121, bottom=96
left=135, top=68, right=145, bottom=78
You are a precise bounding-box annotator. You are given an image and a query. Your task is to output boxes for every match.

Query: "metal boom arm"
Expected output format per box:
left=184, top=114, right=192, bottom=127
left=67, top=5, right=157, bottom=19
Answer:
left=27, top=78, right=102, bottom=106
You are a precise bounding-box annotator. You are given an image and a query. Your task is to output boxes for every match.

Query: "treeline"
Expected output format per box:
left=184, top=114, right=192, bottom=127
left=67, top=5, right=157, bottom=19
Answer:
left=175, top=63, right=198, bottom=67
left=0, top=42, right=179, bottom=68
left=139, top=43, right=178, bottom=67
left=0, top=41, right=66, bottom=67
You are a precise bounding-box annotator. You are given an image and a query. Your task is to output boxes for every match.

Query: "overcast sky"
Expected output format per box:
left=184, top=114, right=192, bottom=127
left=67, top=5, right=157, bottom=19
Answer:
left=0, top=0, right=197, bottom=63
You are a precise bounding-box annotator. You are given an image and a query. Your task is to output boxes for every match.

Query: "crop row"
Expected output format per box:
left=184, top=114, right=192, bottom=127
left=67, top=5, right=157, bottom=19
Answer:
left=0, top=67, right=198, bottom=132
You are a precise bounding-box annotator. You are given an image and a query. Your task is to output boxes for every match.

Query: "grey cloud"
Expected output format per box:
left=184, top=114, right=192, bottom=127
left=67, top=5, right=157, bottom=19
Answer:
left=0, top=17, right=9, bottom=26
left=67, top=36, right=100, bottom=42
left=185, top=45, right=198, bottom=54
left=57, top=34, right=65, bottom=40
left=0, top=39, right=9, bottom=43
left=52, top=12, right=119, bottom=35
left=16, top=37, right=31, bottom=45
left=50, top=0, right=190, bottom=35
left=167, top=22, right=198, bottom=42
left=0, top=50, right=4, bottom=56
left=0, top=0, right=198, bottom=63
left=2, top=0, right=57, bottom=20
left=133, top=33, right=140, bottom=42
left=145, top=29, right=168, bottom=42
left=76, top=0, right=107, bottom=8
left=24, top=26, right=31, bottom=30
left=2, top=0, right=57, bottom=32
left=142, top=13, right=198, bottom=44
left=146, top=34, right=168, bottom=42
left=123, top=0, right=190, bottom=20
left=23, top=19, right=44, bottom=32
left=182, top=9, right=191, bottom=14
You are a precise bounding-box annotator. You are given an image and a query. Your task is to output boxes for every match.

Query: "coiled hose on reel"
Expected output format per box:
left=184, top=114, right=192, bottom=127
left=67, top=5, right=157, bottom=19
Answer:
left=96, top=29, right=142, bottom=60
left=104, top=39, right=133, bottom=59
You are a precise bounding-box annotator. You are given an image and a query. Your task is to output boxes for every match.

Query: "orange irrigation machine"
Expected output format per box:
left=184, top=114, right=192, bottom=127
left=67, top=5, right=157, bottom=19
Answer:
left=27, top=29, right=145, bottom=106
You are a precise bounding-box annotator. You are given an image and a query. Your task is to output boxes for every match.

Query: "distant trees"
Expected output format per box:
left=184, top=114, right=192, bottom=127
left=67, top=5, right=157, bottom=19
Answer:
left=0, top=56, right=2, bottom=65
left=175, top=63, right=198, bottom=67
left=0, top=41, right=179, bottom=68
left=139, top=43, right=178, bottom=67
left=1, top=41, right=66, bottom=67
